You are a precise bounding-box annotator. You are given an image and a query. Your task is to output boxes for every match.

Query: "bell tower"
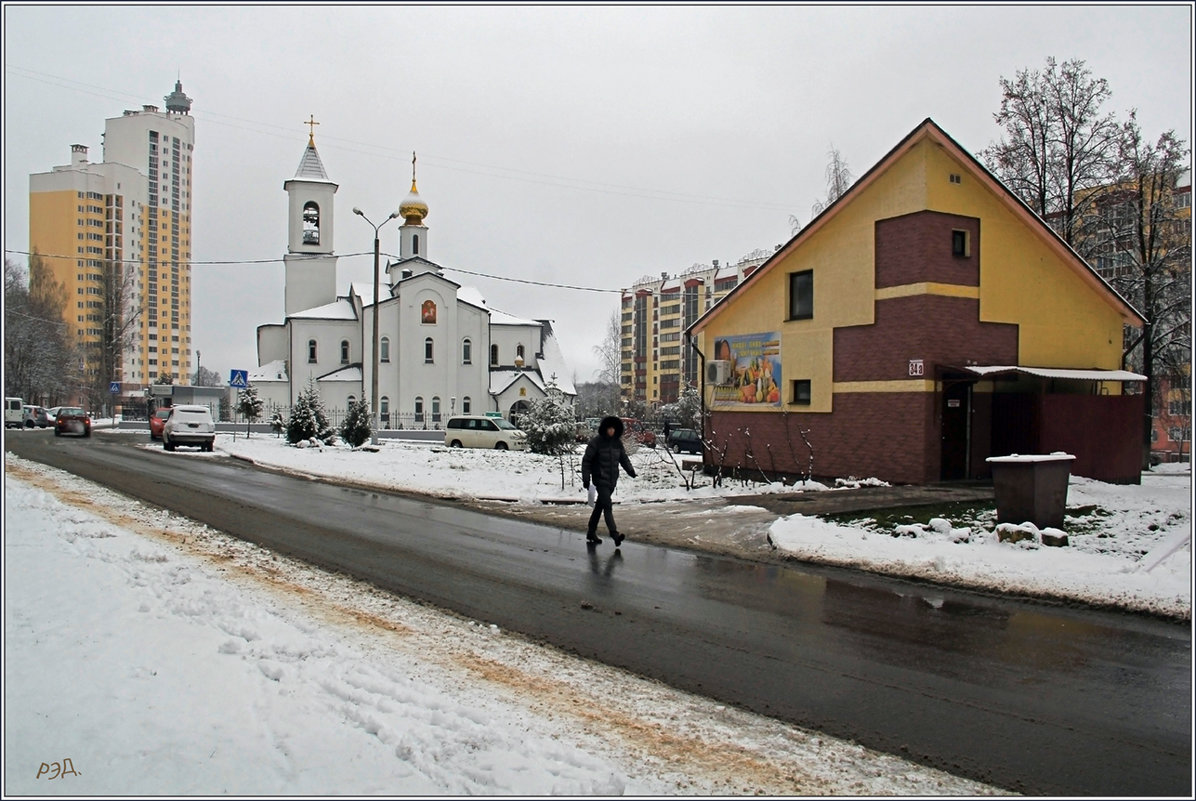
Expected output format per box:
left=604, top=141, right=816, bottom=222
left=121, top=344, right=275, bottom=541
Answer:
left=283, top=116, right=339, bottom=315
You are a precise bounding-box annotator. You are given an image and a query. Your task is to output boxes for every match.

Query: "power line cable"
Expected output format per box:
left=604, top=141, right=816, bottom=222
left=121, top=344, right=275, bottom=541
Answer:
left=6, top=64, right=797, bottom=213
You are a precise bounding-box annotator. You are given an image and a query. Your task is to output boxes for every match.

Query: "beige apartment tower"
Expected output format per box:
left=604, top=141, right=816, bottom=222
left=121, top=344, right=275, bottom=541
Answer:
left=28, top=80, right=195, bottom=404
left=620, top=252, right=769, bottom=408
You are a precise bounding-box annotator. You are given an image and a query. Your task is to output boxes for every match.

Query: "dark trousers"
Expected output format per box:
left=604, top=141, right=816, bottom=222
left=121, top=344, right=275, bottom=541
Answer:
left=587, top=485, right=617, bottom=535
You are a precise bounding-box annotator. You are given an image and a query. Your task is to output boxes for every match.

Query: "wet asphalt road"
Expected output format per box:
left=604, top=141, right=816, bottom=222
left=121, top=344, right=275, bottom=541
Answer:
left=6, top=431, right=1192, bottom=796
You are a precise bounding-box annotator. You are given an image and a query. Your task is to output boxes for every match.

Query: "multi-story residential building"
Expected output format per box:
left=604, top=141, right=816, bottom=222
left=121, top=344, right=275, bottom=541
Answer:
left=28, top=80, right=195, bottom=406
left=620, top=253, right=769, bottom=408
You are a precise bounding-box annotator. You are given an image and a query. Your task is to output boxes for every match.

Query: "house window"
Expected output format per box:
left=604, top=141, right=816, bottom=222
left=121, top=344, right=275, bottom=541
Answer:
left=952, top=230, right=970, bottom=258
left=949, top=173, right=961, bottom=184
left=307, top=339, right=317, bottom=363
left=788, top=270, right=813, bottom=320
left=463, top=396, right=471, bottom=414
left=462, top=338, right=472, bottom=364
left=424, top=337, right=434, bottom=363
left=340, top=339, right=350, bottom=364
left=490, top=344, right=499, bottom=366
left=791, top=379, right=811, bottom=405
left=380, top=336, right=390, bottom=363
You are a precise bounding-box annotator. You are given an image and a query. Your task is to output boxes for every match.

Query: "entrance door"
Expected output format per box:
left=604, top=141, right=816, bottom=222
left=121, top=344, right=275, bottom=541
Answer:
left=940, top=381, right=971, bottom=480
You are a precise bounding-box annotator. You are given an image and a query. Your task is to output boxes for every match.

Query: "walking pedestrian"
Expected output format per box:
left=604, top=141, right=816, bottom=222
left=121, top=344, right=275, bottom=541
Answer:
left=581, top=415, right=637, bottom=547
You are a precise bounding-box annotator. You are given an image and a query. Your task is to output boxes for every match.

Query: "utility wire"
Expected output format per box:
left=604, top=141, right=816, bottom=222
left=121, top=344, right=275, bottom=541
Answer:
left=5, top=249, right=622, bottom=294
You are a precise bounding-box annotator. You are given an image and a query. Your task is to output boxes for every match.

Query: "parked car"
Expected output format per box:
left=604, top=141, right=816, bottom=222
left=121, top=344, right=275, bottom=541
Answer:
left=621, top=418, right=657, bottom=448
left=45, top=406, right=63, bottom=422
left=149, top=407, right=172, bottom=441
left=666, top=427, right=704, bottom=455
left=444, top=415, right=527, bottom=451
left=53, top=407, right=91, bottom=438
left=24, top=405, right=51, bottom=428
left=162, top=404, right=216, bottom=452
left=5, top=397, right=25, bottom=428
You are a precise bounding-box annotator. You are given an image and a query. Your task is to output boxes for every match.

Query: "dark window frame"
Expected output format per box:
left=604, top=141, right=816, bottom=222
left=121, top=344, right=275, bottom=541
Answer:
left=790, top=379, right=812, bottom=405
left=788, top=270, right=813, bottom=321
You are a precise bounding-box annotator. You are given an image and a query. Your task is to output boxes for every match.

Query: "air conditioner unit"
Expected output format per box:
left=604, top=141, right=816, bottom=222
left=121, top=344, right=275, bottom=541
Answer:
left=706, top=360, right=733, bottom=386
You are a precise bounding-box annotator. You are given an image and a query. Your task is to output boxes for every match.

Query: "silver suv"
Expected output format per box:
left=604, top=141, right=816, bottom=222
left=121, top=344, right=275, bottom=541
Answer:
left=162, top=404, right=216, bottom=452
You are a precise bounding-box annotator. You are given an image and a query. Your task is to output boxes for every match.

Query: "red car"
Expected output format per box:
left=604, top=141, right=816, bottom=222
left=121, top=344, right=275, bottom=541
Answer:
left=53, top=407, right=91, bottom=438
left=621, top=418, right=657, bottom=449
left=149, top=407, right=171, bottom=441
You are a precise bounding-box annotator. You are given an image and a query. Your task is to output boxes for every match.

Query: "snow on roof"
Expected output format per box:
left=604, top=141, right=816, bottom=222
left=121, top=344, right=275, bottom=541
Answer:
left=537, top=325, right=576, bottom=395
left=458, top=286, right=487, bottom=310
left=965, top=365, right=1147, bottom=382
left=489, top=368, right=538, bottom=395
left=489, top=307, right=539, bottom=327
left=290, top=297, right=358, bottom=320
left=317, top=365, right=362, bottom=382
left=249, top=359, right=288, bottom=382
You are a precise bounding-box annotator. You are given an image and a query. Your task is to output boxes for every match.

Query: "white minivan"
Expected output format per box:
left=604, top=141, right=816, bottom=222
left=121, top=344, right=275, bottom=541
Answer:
left=443, top=415, right=527, bottom=451
left=5, top=397, right=25, bottom=429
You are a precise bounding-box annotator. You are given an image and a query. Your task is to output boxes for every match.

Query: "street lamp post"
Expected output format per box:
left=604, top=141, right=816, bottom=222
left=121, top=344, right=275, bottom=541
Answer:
left=353, top=207, right=401, bottom=445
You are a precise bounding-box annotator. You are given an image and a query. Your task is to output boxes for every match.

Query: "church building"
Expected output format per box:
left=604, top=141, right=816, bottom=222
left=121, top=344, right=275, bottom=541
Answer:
left=252, top=133, right=575, bottom=429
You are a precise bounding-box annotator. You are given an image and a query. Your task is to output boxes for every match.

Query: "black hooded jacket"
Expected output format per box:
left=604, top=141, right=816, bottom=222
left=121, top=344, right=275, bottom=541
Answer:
left=582, top=415, right=637, bottom=490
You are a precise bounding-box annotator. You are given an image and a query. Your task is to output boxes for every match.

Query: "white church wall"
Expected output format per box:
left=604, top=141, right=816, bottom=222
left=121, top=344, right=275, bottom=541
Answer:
left=258, top=324, right=288, bottom=366
left=288, top=319, right=361, bottom=404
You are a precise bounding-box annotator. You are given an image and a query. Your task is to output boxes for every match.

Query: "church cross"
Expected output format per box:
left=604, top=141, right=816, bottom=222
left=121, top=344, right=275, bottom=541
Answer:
left=306, top=115, right=320, bottom=146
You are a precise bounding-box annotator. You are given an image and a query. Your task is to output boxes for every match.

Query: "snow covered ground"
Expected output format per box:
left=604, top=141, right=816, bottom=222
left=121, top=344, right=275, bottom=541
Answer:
left=4, top=428, right=1190, bottom=795
left=213, top=431, right=1189, bottom=618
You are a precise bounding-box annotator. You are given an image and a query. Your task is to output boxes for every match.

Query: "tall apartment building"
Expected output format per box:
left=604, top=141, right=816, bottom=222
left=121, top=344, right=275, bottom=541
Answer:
left=29, top=80, right=195, bottom=403
left=620, top=251, right=769, bottom=407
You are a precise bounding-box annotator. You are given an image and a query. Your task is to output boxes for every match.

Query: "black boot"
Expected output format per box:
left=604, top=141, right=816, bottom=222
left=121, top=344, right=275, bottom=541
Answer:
left=612, top=532, right=624, bottom=547
left=587, top=531, right=602, bottom=545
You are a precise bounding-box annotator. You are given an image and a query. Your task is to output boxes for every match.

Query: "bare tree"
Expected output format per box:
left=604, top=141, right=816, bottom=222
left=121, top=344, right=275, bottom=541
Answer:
left=194, top=366, right=223, bottom=387
left=4, top=256, right=78, bottom=403
left=83, top=257, right=142, bottom=414
left=981, top=57, right=1120, bottom=251
left=592, top=309, right=622, bottom=411
left=1091, top=113, right=1191, bottom=464
left=810, top=145, right=855, bottom=217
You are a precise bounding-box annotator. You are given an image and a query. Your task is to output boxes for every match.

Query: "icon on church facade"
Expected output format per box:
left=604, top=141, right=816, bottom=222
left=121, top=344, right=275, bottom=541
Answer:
left=421, top=300, right=437, bottom=324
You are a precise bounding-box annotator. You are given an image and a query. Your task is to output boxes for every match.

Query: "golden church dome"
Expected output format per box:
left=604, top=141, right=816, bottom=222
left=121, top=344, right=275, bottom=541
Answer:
left=399, top=180, right=428, bottom=225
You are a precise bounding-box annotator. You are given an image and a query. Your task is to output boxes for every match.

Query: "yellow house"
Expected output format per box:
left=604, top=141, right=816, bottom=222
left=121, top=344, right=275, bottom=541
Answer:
left=690, top=119, right=1146, bottom=485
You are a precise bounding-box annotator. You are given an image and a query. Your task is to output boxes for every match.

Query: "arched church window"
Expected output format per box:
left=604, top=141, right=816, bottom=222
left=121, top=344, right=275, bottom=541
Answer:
left=380, top=336, right=390, bottom=363
left=432, top=396, right=441, bottom=424
left=462, top=396, right=472, bottom=414
left=307, top=339, right=317, bottom=363
left=516, top=344, right=525, bottom=360
left=414, top=396, right=424, bottom=426
left=424, top=337, right=434, bottom=363
left=462, top=338, right=472, bottom=364
left=302, top=201, right=320, bottom=245
left=380, top=396, right=390, bottom=429
left=413, top=234, right=420, bottom=256
left=490, top=344, right=499, bottom=366
left=340, top=340, right=350, bottom=364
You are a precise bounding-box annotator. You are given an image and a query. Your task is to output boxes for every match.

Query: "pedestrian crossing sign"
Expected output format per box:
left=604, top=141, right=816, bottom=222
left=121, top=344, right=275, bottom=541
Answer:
left=229, top=370, right=248, bottom=388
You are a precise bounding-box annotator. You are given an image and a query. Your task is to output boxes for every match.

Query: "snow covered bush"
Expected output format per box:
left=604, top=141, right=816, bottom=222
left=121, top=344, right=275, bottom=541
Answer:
left=340, top=397, right=372, bottom=448
left=516, top=393, right=577, bottom=456
left=236, top=384, right=264, bottom=437
left=286, top=379, right=334, bottom=445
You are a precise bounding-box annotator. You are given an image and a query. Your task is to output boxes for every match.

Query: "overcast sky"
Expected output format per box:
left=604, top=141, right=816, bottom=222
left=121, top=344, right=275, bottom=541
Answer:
left=3, top=3, right=1192, bottom=384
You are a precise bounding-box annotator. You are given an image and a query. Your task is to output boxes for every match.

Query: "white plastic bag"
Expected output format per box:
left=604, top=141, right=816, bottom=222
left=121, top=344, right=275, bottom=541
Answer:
left=587, top=484, right=597, bottom=506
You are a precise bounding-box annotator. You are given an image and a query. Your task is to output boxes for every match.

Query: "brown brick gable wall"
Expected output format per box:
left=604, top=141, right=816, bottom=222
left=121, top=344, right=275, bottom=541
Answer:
left=875, top=210, right=980, bottom=288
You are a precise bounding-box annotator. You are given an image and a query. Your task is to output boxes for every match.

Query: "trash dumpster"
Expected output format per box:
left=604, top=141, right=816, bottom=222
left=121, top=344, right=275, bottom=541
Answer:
left=985, top=453, right=1075, bottom=529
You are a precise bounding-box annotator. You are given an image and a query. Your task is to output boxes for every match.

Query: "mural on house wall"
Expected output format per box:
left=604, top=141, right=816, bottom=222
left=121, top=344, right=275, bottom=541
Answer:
left=711, top=332, right=782, bottom=407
